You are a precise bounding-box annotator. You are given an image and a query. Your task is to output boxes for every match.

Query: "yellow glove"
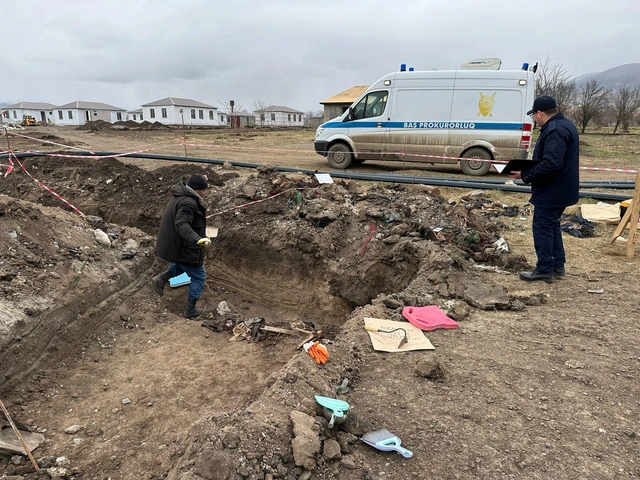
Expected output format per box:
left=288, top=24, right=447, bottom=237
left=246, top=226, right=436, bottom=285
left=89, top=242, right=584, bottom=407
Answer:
left=196, top=237, right=211, bottom=248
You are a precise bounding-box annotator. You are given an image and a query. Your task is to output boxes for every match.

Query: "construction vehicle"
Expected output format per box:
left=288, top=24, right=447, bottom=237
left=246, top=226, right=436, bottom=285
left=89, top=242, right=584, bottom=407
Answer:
left=22, top=115, right=37, bottom=126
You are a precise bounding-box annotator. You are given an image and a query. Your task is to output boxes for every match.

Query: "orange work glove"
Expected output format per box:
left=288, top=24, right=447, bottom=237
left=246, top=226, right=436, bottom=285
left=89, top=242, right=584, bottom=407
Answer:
left=303, top=341, right=329, bottom=364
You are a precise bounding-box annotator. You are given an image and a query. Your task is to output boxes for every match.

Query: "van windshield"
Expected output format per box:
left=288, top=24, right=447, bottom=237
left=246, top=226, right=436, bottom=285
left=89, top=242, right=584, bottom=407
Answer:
left=351, top=91, right=388, bottom=120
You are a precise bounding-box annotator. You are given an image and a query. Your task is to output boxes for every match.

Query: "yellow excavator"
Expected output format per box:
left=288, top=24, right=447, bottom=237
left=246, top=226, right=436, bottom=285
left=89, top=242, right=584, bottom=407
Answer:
left=22, top=115, right=37, bottom=126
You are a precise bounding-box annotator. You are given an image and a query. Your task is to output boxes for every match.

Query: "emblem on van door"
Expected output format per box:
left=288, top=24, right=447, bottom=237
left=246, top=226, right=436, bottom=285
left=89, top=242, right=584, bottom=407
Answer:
left=478, top=92, right=496, bottom=117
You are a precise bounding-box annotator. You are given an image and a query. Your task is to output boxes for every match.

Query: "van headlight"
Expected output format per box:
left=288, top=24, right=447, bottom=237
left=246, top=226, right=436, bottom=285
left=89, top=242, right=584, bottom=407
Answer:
left=315, top=126, right=324, bottom=138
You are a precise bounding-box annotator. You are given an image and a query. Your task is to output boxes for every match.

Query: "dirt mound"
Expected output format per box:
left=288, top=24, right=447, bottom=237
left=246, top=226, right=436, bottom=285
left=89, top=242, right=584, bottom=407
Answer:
left=76, top=119, right=112, bottom=132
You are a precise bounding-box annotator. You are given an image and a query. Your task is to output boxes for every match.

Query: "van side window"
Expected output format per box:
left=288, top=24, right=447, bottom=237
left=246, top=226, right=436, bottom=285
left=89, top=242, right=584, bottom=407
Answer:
left=352, top=91, right=388, bottom=120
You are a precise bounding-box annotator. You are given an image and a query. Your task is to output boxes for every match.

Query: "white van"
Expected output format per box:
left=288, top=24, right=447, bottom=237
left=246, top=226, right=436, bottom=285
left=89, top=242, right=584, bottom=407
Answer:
left=314, top=61, right=536, bottom=175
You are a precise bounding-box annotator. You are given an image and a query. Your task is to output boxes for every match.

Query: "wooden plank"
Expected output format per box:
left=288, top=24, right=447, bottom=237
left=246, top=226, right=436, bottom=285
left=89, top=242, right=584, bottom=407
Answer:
left=627, top=171, right=640, bottom=258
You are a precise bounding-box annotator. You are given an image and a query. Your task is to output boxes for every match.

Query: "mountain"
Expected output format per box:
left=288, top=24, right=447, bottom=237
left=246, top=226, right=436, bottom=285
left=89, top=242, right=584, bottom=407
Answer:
left=575, top=63, right=640, bottom=89
left=0, top=102, right=10, bottom=108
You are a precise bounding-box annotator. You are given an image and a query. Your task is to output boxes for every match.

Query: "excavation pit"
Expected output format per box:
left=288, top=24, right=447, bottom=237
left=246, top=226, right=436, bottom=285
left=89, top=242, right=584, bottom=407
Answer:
left=0, top=156, right=526, bottom=478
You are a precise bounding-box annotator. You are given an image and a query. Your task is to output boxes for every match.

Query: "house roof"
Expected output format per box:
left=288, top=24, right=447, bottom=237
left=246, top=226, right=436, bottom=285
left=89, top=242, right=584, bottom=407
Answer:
left=321, top=85, right=369, bottom=104
left=141, top=97, right=216, bottom=109
left=4, top=101, right=58, bottom=110
left=254, top=105, right=303, bottom=114
left=128, top=108, right=143, bottom=114
left=57, top=101, right=126, bottom=111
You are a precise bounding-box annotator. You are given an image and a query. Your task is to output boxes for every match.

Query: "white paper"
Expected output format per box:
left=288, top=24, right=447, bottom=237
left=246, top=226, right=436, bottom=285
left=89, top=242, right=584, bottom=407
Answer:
left=315, top=173, right=334, bottom=184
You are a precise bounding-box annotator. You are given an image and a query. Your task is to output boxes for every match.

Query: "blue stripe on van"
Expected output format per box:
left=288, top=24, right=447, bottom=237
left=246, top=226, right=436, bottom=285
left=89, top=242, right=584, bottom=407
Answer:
left=322, top=121, right=523, bottom=130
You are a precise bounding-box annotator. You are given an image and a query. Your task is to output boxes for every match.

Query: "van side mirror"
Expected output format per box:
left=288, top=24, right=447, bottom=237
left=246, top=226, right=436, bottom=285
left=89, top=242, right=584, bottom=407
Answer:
left=345, top=107, right=354, bottom=122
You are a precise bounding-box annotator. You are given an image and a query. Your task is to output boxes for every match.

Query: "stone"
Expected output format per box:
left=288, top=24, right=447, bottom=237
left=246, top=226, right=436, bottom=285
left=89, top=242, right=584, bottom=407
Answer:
left=290, top=411, right=320, bottom=471
left=322, top=438, right=342, bottom=460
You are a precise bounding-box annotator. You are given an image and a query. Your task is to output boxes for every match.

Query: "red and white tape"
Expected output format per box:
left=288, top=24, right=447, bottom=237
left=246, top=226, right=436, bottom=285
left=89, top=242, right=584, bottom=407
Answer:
left=7, top=131, right=96, bottom=154
left=206, top=187, right=310, bottom=218
left=10, top=151, right=86, bottom=217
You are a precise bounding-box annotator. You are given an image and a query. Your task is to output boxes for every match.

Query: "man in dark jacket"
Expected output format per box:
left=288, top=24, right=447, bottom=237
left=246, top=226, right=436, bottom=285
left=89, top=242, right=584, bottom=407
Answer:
left=510, top=95, right=579, bottom=283
left=151, top=174, right=212, bottom=318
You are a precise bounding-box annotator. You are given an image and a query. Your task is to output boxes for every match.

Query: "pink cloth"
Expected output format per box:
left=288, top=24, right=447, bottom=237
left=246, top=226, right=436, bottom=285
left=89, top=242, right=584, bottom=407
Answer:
left=402, top=306, right=459, bottom=331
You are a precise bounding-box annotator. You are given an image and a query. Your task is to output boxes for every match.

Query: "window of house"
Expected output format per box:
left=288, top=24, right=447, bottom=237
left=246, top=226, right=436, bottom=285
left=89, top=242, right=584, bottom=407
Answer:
left=58, top=111, right=63, bottom=120
left=150, top=109, right=155, bottom=119
left=117, top=112, right=122, bottom=121
left=161, top=108, right=167, bottom=118
left=288, top=114, right=291, bottom=121
left=13, top=111, right=17, bottom=118
left=299, top=114, right=302, bottom=122
left=133, top=114, right=136, bottom=121
left=68, top=111, right=73, bottom=120
left=209, top=111, right=214, bottom=120
left=199, top=110, right=203, bottom=119
left=191, top=109, right=196, bottom=119
left=140, top=113, right=143, bottom=120
left=271, top=113, right=275, bottom=121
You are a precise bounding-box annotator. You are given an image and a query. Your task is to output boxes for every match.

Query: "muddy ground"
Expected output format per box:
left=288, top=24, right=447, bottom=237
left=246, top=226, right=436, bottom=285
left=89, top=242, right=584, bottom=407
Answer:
left=0, top=126, right=639, bottom=480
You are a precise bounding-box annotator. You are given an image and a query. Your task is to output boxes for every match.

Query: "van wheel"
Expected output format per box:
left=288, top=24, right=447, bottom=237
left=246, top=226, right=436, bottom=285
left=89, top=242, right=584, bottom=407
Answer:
left=327, top=144, right=353, bottom=169
left=460, top=148, right=492, bottom=176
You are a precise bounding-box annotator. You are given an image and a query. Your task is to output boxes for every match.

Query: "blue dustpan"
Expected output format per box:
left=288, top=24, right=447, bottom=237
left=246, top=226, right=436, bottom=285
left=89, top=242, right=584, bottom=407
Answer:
left=315, top=395, right=350, bottom=428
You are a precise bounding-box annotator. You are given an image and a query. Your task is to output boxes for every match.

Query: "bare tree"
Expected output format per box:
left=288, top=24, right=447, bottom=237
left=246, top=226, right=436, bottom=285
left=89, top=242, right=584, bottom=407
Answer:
left=611, top=85, right=640, bottom=134
left=575, top=79, right=609, bottom=133
left=217, top=99, right=244, bottom=114
left=535, top=56, right=577, bottom=115
left=252, top=99, right=270, bottom=126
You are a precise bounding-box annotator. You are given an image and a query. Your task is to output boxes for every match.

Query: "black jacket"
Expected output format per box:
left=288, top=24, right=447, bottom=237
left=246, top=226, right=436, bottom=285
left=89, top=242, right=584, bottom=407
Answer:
left=155, top=183, right=207, bottom=267
left=522, top=112, right=580, bottom=208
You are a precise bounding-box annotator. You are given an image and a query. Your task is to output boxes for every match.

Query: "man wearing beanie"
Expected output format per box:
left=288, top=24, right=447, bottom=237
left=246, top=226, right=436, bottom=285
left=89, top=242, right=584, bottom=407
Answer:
left=151, top=174, right=212, bottom=318
left=510, top=95, right=580, bottom=283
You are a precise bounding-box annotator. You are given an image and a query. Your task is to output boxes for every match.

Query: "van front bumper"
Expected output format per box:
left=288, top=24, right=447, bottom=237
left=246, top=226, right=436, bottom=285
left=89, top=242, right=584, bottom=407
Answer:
left=314, top=141, right=329, bottom=156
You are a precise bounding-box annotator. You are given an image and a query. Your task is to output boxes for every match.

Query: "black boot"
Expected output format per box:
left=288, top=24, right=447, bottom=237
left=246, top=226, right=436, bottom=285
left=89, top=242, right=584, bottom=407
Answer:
left=184, top=298, right=203, bottom=319
left=151, top=270, right=172, bottom=297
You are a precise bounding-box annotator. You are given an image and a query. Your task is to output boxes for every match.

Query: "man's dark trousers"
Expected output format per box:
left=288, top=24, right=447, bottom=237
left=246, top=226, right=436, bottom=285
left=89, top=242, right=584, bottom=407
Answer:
left=532, top=206, right=566, bottom=274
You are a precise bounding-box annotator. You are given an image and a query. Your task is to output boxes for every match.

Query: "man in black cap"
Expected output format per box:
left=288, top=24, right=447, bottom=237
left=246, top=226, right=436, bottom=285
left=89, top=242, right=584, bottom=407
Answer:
left=151, top=174, right=212, bottom=318
left=509, top=95, right=579, bottom=283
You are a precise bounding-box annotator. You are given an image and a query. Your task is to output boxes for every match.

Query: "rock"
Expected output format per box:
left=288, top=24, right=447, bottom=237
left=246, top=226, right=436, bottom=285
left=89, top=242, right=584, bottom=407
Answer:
left=94, top=228, right=111, bottom=247
left=47, top=466, right=71, bottom=478
left=299, top=471, right=312, bottom=480
left=193, top=448, right=234, bottom=480
left=323, top=438, right=342, bottom=460
left=415, top=358, right=446, bottom=381
left=334, top=431, right=358, bottom=453
left=217, top=301, right=231, bottom=317
left=64, top=425, right=81, bottom=434
left=290, top=411, right=320, bottom=471
left=463, top=282, right=510, bottom=310
left=442, top=299, right=471, bottom=321
left=221, top=430, right=241, bottom=449
left=11, top=455, right=22, bottom=465
left=341, top=455, right=357, bottom=470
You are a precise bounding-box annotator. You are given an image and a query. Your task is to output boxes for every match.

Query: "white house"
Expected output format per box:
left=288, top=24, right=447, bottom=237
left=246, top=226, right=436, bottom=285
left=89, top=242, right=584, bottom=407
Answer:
left=253, top=105, right=305, bottom=127
left=141, top=97, right=219, bottom=126
left=3, top=102, right=58, bottom=125
left=127, top=108, right=144, bottom=123
left=55, top=101, right=127, bottom=126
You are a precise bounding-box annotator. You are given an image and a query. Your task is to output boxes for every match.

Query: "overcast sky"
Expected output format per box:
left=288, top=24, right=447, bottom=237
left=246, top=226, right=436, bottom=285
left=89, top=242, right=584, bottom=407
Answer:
left=2, top=0, right=638, bottom=113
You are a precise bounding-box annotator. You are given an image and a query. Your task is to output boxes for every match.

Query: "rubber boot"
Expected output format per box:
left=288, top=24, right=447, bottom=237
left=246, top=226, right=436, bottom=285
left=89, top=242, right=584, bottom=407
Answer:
left=151, top=270, right=172, bottom=297
left=184, top=298, right=203, bottom=319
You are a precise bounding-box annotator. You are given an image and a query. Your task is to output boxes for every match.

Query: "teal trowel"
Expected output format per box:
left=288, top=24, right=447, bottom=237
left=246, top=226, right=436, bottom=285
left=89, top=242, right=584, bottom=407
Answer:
left=315, top=395, right=350, bottom=428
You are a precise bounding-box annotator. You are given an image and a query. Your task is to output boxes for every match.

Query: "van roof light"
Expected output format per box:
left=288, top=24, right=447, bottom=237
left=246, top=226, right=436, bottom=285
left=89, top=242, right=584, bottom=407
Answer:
left=400, top=64, right=407, bottom=72
left=409, top=67, right=414, bottom=71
